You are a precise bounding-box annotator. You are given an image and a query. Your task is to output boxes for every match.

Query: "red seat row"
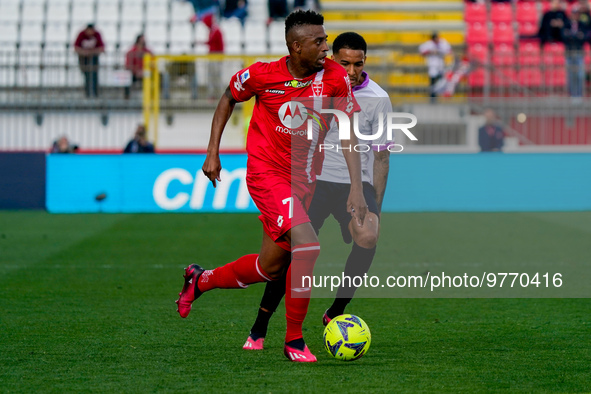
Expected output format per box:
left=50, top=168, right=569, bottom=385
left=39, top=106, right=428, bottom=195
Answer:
left=468, top=68, right=567, bottom=87
left=465, top=3, right=539, bottom=24
left=468, top=42, right=591, bottom=66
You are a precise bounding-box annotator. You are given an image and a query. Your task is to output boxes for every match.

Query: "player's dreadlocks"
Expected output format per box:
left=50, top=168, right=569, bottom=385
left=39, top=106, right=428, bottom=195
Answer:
left=332, top=32, right=367, bottom=55
left=284, top=9, right=324, bottom=37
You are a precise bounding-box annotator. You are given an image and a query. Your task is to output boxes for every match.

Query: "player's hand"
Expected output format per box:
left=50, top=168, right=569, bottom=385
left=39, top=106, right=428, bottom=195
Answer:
left=347, top=190, right=368, bottom=227
left=202, top=154, right=222, bottom=188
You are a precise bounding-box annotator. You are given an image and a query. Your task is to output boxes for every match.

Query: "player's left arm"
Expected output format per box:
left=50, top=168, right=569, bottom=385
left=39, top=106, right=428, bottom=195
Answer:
left=341, top=120, right=367, bottom=227
left=372, top=98, right=393, bottom=214
left=373, top=149, right=389, bottom=214
left=333, top=71, right=367, bottom=225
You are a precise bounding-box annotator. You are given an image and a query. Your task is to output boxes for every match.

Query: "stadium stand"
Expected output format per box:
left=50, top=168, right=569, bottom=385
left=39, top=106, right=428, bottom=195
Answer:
left=0, top=0, right=590, bottom=152
left=0, top=0, right=466, bottom=97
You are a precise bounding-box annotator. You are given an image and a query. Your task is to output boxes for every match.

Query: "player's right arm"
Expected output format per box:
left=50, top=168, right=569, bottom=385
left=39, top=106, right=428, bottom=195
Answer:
left=202, top=87, right=237, bottom=188
left=202, top=65, right=259, bottom=187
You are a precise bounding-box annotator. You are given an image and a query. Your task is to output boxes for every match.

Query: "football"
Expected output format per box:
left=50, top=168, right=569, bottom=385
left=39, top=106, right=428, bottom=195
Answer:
left=323, top=314, right=371, bottom=361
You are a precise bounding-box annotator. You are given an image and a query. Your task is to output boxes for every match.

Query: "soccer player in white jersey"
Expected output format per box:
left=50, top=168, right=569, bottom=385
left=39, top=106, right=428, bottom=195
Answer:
left=243, top=32, right=393, bottom=350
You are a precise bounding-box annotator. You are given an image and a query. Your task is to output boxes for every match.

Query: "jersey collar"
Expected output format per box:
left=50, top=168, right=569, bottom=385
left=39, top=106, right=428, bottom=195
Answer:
left=353, top=71, right=369, bottom=91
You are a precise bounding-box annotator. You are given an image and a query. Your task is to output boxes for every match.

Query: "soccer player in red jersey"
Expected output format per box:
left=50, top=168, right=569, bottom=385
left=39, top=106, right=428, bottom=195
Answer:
left=176, top=10, right=367, bottom=362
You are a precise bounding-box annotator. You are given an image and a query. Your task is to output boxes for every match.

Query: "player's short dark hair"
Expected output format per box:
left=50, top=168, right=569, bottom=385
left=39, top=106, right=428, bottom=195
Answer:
left=285, top=9, right=324, bottom=37
left=332, top=32, right=367, bottom=55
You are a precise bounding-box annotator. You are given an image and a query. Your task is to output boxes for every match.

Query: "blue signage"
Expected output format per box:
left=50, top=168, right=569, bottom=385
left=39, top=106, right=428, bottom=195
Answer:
left=46, top=153, right=591, bottom=213
left=46, top=154, right=257, bottom=213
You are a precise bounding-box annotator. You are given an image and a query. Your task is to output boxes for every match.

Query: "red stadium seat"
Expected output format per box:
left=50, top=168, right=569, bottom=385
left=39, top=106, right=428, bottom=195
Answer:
left=467, top=43, right=489, bottom=64
left=468, top=68, right=487, bottom=87
left=466, top=22, right=490, bottom=45
left=518, top=68, right=543, bottom=86
left=492, top=68, right=517, bottom=86
left=518, top=21, right=539, bottom=37
left=516, top=2, right=540, bottom=23
left=518, top=41, right=541, bottom=65
left=492, top=23, right=515, bottom=44
left=492, top=43, right=515, bottom=66
left=544, top=68, right=566, bottom=86
left=491, top=3, right=514, bottom=23
left=542, top=42, right=566, bottom=65
left=465, top=3, right=487, bottom=23
left=541, top=2, right=552, bottom=14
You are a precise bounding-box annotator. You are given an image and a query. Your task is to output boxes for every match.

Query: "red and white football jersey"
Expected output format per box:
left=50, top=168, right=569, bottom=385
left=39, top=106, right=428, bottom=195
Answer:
left=229, top=56, right=360, bottom=184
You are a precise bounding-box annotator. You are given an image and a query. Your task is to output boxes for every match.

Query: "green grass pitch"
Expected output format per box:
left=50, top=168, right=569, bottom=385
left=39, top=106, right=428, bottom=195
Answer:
left=1, top=211, right=590, bottom=392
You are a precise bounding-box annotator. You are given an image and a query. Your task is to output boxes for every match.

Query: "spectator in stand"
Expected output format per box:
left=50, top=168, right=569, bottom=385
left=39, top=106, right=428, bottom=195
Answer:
left=573, top=0, right=591, bottom=32
left=562, top=6, right=590, bottom=100
left=202, top=13, right=225, bottom=98
left=51, top=136, right=79, bottom=153
left=267, top=0, right=288, bottom=26
left=538, top=0, right=570, bottom=47
left=125, top=34, right=153, bottom=99
left=74, top=24, right=105, bottom=98
left=294, top=0, right=321, bottom=11
left=223, top=0, right=248, bottom=26
left=123, top=125, right=155, bottom=153
left=478, top=109, right=505, bottom=152
left=187, top=0, right=219, bottom=24
left=419, top=32, right=451, bottom=101
left=202, top=14, right=224, bottom=54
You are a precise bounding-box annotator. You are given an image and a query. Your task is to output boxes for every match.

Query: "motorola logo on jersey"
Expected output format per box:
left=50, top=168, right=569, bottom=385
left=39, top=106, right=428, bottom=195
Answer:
left=278, top=101, right=308, bottom=129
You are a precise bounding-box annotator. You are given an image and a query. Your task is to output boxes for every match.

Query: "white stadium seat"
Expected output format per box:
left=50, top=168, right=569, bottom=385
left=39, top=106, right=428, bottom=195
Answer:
left=0, top=22, right=19, bottom=46
left=42, top=51, right=67, bottom=87
left=150, top=41, right=168, bottom=54
left=269, top=21, right=286, bottom=55
left=169, top=22, right=193, bottom=46
left=19, top=23, right=45, bottom=47
left=16, top=66, right=41, bottom=87
left=244, top=21, right=265, bottom=54
left=146, top=2, right=168, bottom=23
left=221, top=19, right=242, bottom=55
left=145, top=23, right=168, bottom=48
left=44, top=22, right=70, bottom=46
left=121, top=2, right=145, bottom=23
left=120, top=22, right=144, bottom=49
left=0, top=2, right=20, bottom=23
left=71, top=2, right=95, bottom=24
left=99, top=23, right=119, bottom=48
left=21, top=2, right=45, bottom=23
left=18, top=45, right=42, bottom=66
left=97, top=2, right=120, bottom=24
left=170, top=1, right=193, bottom=23
left=46, top=3, right=71, bottom=23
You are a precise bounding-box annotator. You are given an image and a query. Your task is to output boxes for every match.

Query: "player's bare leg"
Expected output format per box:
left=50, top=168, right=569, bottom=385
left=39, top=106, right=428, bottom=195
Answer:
left=348, top=212, right=379, bottom=249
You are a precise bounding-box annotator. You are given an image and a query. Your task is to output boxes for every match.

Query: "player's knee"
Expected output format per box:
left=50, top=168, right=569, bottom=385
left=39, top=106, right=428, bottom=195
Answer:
left=265, top=265, right=284, bottom=280
left=354, top=231, right=378, bottom=249
left=350, top=213, right=379, bottom=249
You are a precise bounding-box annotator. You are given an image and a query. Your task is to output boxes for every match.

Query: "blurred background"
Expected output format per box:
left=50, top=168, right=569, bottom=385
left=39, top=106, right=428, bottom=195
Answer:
left=1, top=0, right=590, bottom=211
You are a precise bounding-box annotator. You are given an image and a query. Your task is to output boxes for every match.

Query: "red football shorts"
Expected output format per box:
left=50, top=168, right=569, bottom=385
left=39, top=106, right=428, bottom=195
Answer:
left=247, top=170, right=315, bottom=251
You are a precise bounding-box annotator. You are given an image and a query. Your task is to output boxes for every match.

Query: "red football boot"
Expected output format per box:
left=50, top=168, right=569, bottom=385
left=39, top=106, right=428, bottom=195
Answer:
left=284, top=343, right=317, bottom=362
left=176, top=264, right=204, bottom=318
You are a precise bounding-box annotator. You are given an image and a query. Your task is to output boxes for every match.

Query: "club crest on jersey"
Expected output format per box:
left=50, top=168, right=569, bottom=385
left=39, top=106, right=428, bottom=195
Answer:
left=240, top=69, right=250, bottom=84
left=285, top=80, right=313, bottom=89
left=312, top=81, right=324, bottom=97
